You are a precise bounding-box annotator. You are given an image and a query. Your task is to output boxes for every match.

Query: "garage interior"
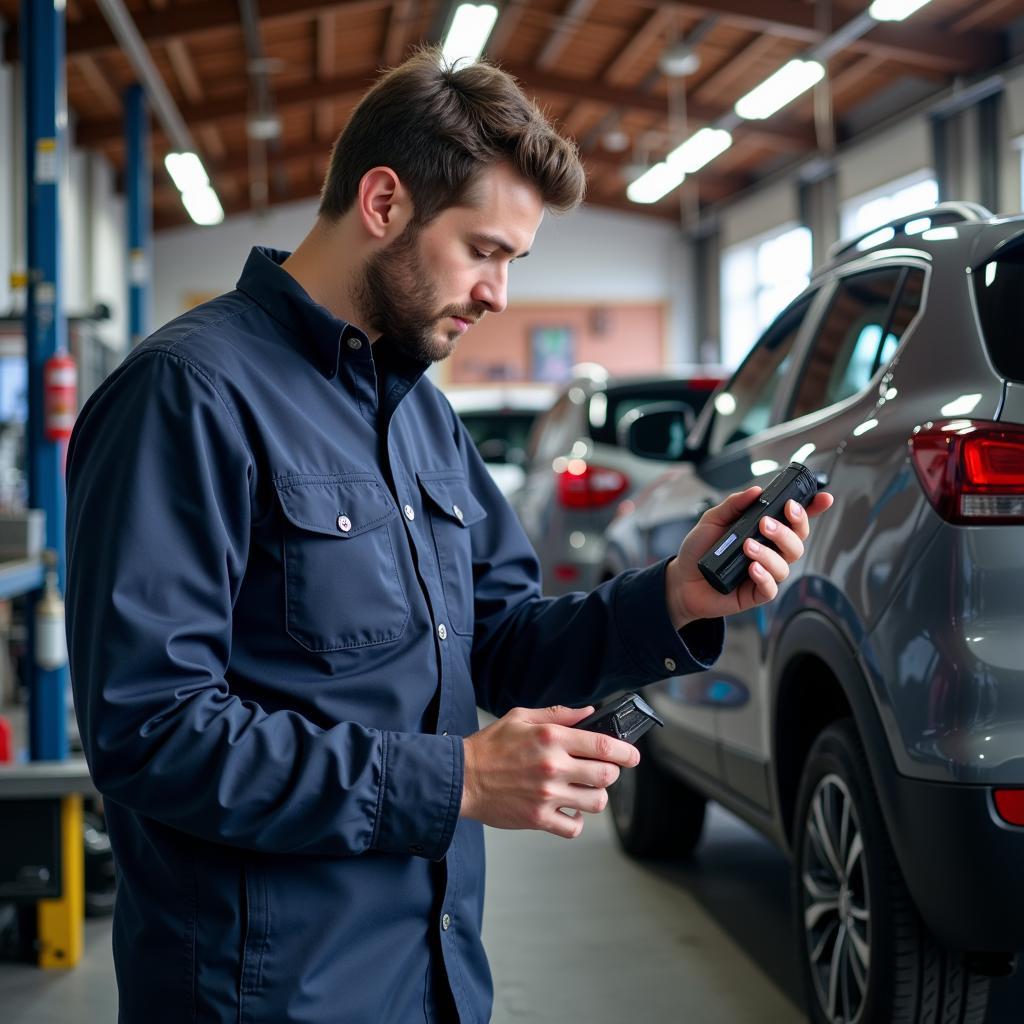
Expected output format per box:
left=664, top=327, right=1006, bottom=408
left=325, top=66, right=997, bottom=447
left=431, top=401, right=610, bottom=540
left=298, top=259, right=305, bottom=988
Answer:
left=0, top=1, right=1023, bottom=1022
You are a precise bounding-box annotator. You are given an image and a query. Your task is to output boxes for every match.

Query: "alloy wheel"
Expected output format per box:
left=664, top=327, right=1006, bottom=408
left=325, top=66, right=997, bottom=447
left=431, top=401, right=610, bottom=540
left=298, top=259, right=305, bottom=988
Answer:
left=801, top=772, right=871, bottom=1024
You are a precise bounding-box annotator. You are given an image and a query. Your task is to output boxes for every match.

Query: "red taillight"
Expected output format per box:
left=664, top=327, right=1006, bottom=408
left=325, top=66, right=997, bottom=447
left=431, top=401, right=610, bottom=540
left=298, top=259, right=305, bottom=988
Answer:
left=909, top=421, right=1024, bottom=524
left=555, top=459, right=630, bottom=509
left=994, top=789, right=1024, bottom=827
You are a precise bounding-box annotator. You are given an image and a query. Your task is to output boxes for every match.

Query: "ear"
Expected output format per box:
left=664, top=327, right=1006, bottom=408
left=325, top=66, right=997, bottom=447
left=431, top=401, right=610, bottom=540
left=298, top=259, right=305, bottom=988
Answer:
left=356, top=166, right=413, bottom=241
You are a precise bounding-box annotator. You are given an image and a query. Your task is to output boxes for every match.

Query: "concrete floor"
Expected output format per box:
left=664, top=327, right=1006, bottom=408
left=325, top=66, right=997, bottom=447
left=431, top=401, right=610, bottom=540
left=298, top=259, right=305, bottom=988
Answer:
left=1, top=805, right=1022, bottom=1023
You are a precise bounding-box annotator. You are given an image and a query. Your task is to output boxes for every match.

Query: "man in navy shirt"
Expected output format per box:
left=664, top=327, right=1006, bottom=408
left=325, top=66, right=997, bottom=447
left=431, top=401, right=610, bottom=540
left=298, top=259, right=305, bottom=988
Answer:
left=66, top=49, right=832, bottom=1023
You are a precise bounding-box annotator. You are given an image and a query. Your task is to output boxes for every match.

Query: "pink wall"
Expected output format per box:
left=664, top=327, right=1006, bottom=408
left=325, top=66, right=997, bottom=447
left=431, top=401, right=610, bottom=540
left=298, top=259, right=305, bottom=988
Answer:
left=448, top=303, right=666, bottom=384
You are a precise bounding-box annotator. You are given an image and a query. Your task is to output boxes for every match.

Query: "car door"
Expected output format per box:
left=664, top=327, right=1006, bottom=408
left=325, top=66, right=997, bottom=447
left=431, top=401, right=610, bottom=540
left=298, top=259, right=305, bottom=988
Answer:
left=705, top=262, right=929, bottom=811
left=648, top=293, right=822, bottom=782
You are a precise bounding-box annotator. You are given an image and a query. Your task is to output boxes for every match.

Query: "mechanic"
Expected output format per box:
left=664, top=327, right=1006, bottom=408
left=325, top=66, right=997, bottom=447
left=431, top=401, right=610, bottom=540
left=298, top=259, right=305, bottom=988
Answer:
left=65, top=48, right=833, bottom=1024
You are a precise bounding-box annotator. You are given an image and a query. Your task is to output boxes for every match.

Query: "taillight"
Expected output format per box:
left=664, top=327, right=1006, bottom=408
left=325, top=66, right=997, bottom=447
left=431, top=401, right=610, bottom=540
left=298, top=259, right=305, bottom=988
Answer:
left=994, top=789, right=1024, bottom=827
left=555, top=459, right=630, bottom=509
left=909, top=420, right=1024, bottom=524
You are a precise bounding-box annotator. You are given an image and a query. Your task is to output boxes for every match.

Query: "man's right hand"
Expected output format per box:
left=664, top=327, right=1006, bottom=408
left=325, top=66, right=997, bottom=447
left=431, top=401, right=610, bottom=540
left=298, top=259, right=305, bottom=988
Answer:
left=460, top=705, right=640, bottom=839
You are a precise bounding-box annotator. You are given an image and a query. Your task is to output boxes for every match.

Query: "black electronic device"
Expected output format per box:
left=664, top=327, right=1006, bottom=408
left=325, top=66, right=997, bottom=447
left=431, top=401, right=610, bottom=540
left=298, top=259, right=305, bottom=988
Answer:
left=697, top=462, right=825, bottom=595
left=573, top=692, right=664, bottom=744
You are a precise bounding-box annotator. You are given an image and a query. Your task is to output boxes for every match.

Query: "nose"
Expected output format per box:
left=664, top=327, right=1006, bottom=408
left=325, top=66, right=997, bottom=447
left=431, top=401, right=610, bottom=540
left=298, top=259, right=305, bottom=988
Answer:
left=471, top=264, right=508, bottom=315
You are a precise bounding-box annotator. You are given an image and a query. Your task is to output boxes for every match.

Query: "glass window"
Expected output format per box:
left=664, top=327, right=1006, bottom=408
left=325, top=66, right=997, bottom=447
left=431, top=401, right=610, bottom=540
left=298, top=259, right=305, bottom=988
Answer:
left=587, top=381, right=718, bottom=447
left=790, top=267, right=925, bottom=420
left=707, top=296, right=813, bottom=457
left=974, top=239, right=1024, bottom=383
left=721, top=224, right=812, bottom=368
left=840, top=172, right=938, bottom=238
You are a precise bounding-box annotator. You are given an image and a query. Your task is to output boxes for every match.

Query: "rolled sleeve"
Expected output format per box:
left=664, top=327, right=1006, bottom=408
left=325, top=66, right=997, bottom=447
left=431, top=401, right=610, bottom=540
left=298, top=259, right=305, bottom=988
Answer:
left=373, top=732, right=464, bottom=860
left=614, top=558, right=725, bottom=676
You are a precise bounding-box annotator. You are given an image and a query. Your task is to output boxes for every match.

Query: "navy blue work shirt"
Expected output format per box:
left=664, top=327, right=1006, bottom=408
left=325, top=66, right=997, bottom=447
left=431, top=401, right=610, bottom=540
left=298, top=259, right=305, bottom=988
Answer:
left=65, top=246, right=724, bottom=1024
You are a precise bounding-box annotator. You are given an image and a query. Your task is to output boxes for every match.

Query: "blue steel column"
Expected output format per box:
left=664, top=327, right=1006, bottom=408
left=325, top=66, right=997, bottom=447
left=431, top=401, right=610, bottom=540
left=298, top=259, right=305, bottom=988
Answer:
left=22, top=0, right=69, bottom=761
left=124, top=84, right=151, bottom=347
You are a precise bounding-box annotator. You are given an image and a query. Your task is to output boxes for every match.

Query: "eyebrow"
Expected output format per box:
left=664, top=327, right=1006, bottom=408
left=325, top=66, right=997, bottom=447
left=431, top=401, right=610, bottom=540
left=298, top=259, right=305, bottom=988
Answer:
left=474, top=233, right=530, bottom=259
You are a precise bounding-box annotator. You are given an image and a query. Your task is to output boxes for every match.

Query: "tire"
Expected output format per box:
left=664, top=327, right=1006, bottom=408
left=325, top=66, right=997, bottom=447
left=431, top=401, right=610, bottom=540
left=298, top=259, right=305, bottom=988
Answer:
left=793, top=719, right=990, bottom=1024
left=608, top=732, right=706, bottom=859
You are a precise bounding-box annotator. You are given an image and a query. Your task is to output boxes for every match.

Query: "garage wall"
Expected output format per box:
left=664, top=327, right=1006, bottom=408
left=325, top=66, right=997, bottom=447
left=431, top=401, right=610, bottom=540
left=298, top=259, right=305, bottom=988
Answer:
left=719, top=180, right=800, bottom=248
left=835, top=116, right=933, bottom=203
left=151, top=200, right=697, bottom=363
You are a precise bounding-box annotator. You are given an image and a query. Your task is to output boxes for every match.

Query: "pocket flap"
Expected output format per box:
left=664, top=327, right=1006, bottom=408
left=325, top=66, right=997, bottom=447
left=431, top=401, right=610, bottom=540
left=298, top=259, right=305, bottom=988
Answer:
left=274, top=475, right=397, bottom=538
left=417, top=472, right=488, bottom=527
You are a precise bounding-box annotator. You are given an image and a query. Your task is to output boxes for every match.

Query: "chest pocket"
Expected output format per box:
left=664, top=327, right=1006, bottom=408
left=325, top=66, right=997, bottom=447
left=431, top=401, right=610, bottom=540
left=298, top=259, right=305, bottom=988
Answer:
left=275, top=474, right=409, bottom=652
left=417, top=471, right=487, bottom=637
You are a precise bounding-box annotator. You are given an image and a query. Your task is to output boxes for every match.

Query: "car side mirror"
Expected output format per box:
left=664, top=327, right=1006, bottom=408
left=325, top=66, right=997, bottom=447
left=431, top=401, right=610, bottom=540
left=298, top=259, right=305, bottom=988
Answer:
left=618, top=403, right=695, bottom=462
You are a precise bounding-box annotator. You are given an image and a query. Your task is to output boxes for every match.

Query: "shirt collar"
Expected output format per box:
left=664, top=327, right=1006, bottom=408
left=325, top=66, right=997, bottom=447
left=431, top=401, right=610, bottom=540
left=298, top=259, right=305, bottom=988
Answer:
left=236, top=246, right=368, bottom=379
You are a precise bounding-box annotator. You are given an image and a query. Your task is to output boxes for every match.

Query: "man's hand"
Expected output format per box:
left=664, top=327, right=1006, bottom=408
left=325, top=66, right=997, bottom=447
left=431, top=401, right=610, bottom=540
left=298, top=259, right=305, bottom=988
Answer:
left=461, top=705, right=639, bottom=839
left=665, top=487, right=835, bottom=629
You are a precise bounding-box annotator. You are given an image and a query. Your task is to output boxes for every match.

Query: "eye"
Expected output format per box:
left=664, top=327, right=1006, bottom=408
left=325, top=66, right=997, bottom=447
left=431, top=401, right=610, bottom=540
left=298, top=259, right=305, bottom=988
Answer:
left=471, top=247, right=490, bottom=260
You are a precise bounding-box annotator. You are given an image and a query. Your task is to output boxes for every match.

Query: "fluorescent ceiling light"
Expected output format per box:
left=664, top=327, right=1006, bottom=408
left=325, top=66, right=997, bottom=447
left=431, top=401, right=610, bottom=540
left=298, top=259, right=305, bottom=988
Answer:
left=666, top=128, right=732, bottom=174
left=181, top=186, right=224, bottom=226
left=868, top=0, right=933, bottom=22
left=735, top=60, right=825, bottom=120
left=441, top=4, right=498, bottom=66
left=164, top=152, right=209, bottom=193
left=626, top=162, right=684, bottom=204
left=627, top=128, right=732, bottom=204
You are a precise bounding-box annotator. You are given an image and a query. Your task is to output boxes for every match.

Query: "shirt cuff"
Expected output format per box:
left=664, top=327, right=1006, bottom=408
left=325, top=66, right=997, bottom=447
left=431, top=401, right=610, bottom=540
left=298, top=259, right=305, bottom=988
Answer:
left=614, top=558, right=725, bottom=678
left=372, top=731, right=464, bottom=860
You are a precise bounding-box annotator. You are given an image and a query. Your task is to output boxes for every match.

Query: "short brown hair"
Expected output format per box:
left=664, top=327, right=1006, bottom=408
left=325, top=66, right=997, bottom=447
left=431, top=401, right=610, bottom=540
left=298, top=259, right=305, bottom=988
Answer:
left=318, top=48, right=585, bottom=224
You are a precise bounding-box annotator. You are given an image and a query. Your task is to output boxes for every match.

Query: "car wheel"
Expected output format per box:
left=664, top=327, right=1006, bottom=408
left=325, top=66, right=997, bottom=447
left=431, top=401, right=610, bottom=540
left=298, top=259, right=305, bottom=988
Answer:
left=608, top=733, right=706, bottom=859
left=793, top=719, right=990, bottom=1024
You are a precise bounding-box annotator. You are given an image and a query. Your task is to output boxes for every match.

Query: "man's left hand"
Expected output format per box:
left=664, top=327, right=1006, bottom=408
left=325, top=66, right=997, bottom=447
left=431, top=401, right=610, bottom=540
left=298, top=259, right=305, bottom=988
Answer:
left=665, top=487, right=834, bottom=629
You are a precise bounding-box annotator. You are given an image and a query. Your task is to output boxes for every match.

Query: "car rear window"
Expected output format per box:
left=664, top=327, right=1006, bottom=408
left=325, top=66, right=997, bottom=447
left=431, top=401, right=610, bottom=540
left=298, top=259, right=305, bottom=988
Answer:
left=459, top=411, right=538, bottom=457
left=587, top=381, right=719, bottom=446
left=974, top=238, right=1024, bottom=382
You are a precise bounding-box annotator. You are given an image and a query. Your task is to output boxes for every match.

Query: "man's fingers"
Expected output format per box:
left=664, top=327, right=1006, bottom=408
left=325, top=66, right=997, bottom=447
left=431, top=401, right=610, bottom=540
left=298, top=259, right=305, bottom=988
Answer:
left=564, top=728, right=639, bottom=768
left=517, top=704, right=594, bottom=727
left=699, top=486, right=762, bottom=529
left=758, top=516, right=804, bottom=564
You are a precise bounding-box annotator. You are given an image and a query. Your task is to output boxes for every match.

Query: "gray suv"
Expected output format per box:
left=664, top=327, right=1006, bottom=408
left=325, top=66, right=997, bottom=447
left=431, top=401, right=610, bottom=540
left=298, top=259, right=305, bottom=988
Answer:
left=601, top=203, right=1024, bottom=1024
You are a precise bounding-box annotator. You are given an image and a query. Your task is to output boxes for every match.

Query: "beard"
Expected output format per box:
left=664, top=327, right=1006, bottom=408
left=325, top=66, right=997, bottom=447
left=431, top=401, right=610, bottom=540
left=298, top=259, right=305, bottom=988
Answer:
left=352, top=220, right=485, bottom=364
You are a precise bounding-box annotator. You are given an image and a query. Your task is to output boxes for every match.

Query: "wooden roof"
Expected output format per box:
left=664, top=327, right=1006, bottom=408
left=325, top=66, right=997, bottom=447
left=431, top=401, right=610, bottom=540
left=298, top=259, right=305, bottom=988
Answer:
left=1, top=0, right=1019, bottom=229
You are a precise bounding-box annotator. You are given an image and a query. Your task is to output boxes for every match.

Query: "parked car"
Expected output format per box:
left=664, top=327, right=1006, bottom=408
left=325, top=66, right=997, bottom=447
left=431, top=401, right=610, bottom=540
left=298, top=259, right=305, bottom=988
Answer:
left=601, top=202, right=1024, bottom=1024
left=445, top=384, right=555, bottom=497
left=512, top=368, right=724, bottom=594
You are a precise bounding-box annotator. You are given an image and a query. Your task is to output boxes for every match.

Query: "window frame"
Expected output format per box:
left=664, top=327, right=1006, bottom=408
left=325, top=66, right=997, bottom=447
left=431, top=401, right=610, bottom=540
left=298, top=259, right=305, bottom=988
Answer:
left=781, top=256, right=931, bottom=428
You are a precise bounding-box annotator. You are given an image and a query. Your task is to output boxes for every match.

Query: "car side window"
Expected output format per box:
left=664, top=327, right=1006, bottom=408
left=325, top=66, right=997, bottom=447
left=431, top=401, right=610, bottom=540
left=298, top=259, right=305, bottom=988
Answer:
left=707, top=295, right=814, bottom=457
left=790, top=266, right=925, bottom=420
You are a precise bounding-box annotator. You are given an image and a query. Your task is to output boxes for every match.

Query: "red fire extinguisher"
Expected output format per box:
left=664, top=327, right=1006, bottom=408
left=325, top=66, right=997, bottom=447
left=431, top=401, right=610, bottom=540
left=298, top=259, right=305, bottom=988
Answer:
left=43, top=352, right=78, bottom=441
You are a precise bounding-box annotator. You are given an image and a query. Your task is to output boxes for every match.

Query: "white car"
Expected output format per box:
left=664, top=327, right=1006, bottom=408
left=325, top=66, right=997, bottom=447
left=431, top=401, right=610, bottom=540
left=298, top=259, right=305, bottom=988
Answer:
left=444, top=385, right=556, bottom=497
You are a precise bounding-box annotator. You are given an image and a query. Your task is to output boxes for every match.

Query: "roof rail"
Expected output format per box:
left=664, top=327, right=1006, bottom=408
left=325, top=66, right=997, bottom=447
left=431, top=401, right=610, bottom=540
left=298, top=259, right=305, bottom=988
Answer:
left=828, top=201, right=993, bottom=261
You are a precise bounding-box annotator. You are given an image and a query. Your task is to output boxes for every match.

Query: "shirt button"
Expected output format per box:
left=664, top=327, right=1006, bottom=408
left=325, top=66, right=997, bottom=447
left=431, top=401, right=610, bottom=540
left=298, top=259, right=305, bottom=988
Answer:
left=664, top=657, right=677, bottom=672
left=337, top=515, right=352, bottom=533
left=437, top=623, right=448, bottom=641
left=403, top=504, right=415, bottom=521
left=441, top=913, right=451, bottom=931
left=347, top=336, right=363, bottom=350
left=442, top=731, right=448, bottom=737
left=452, top=504, right=464, bottom=522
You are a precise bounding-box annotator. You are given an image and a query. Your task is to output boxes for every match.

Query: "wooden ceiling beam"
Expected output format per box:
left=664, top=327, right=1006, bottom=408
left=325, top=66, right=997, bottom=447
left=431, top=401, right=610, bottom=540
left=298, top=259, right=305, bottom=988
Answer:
left=604, top=5, right=675, bottom=85
left=382, top=0, right=415, bottom=67
left=316, top=11, right=336, bottom=142
left=691, top=32, right=781, bottom=102
left=536, top=0, right=599, bottom=70
left=486, top=0, right=530, bottom=60
left=74, top=55, right=121, bottom=113
left=668, top=0, right=998, bottom=73
left=57, top=0, right=387, bottom=60
left=500, top=62, right=720, bottom=122
left=78, top=69, right=376, bottom=147
left=951, top=0, right=1022, bottom=33
left=165, top=38, right=204, bottom=105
